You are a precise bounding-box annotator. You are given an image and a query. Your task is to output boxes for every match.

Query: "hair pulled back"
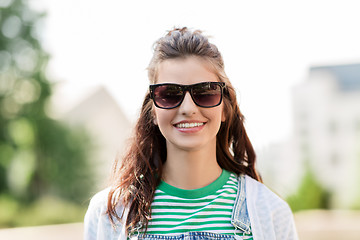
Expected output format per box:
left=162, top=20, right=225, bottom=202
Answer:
left=107, top=27, right=261, bottom=234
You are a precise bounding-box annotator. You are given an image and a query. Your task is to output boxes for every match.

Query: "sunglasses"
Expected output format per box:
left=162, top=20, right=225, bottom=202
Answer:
left=149, top=82, right=226, bottom=109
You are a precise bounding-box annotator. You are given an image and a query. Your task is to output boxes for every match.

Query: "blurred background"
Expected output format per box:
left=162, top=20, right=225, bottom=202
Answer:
left=0, top=0, right=360, bottom=239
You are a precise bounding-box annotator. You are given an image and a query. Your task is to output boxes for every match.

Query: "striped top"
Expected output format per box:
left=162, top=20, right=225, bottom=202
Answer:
left=141, top=170, right=253, bottom=239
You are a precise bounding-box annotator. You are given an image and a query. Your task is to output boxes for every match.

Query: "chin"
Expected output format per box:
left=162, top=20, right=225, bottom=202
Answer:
left=167, top=139, right=215, bottom=152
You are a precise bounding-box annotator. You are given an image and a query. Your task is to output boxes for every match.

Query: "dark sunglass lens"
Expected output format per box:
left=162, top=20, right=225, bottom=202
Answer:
left=153, top=85, right=183, bottom=108
left=192, top=83, right=222, bottom=107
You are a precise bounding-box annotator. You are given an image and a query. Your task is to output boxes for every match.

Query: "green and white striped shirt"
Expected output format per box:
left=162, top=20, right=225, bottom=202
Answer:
left=143, top=170, right=253, bottom=239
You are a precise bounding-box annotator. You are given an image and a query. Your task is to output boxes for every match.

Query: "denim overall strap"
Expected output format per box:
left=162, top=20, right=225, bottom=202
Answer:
left=231, top=174, right=251, bottom=235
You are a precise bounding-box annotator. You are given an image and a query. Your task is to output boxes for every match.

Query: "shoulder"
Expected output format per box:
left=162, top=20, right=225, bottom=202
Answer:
left=84, top=188, right=125, bottom=240
left=243, top=175, right=299, bottom=240
left=90, top=188, right=110, bottom=204
left=244, top=175, right=290, bottom=211
left=85, top=188, right=111, bottom=218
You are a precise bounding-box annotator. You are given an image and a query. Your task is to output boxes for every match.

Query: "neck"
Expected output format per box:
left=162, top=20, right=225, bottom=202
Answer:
left=162, top=144, right=222, bottom=190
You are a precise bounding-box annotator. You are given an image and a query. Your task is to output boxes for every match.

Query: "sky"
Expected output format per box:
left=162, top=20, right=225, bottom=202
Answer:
left=31, top=0, right=360, bottom=149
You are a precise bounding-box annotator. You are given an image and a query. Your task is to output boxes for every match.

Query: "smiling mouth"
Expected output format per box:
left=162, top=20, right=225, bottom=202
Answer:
left=175, top=122, right=205, bottom=128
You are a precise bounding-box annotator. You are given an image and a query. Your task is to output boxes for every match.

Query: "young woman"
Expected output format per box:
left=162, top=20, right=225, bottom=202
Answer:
left=84, top=27, right=298, bottom=240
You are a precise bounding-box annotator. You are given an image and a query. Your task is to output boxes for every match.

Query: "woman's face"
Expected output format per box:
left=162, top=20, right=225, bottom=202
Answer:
left=153, top=56, right=226, bottom=152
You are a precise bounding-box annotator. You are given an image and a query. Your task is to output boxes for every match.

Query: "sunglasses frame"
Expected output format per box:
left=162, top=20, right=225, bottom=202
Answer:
left=149, top=81, right=226, bottom=109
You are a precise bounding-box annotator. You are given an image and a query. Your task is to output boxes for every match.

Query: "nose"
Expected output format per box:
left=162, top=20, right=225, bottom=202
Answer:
left=178, top=92, right=198, bottom=115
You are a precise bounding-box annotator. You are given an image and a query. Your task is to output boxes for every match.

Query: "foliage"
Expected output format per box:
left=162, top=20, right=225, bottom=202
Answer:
left=0, top=194, right=87, bottom=228
left=0, top=0, right=95, bottom=212
left=351, top=145, right=360, bottom=209
left=287, top=162, right=331, bottom=212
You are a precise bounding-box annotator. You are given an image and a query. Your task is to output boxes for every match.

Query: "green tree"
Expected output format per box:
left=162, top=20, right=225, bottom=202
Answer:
left=352, top=140, right=360, bottom=209
left=287, top=161, right=331, bottom=212
left=0, top=0, right=94, bottom=204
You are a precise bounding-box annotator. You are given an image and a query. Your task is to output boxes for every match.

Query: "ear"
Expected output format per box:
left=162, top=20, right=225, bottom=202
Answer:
left=152, top=108, right=158, bottom=125
left=153, top=116, right=158, bottom=125
left=221, top=107, right=226, bottom=122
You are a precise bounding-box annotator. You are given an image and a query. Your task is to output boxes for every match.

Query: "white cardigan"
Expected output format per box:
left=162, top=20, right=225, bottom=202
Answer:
left=244, top=175, right=298, bottom=240
left=84, top=175, right=299, bottom=240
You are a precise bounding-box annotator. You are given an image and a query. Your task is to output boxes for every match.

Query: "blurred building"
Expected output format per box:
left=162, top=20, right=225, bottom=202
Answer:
left=259, top=63, right=360, bottom=209
left=56, top=86, right=132, bottom=191
left=292, top=63, right=360, bottom=208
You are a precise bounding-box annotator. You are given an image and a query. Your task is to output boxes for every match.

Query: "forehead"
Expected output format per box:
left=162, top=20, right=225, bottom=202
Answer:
left=156, top=56, right=219, bottom=85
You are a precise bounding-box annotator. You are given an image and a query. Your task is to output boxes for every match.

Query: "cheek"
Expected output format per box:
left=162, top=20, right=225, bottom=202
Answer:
left=154, top=109, right=174, bottom=129
left=205, top=107, right=224, bottom=128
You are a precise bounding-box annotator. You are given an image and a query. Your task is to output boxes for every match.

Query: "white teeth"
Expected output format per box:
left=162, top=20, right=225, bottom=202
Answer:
left=176, top=122, right=204, bottom=128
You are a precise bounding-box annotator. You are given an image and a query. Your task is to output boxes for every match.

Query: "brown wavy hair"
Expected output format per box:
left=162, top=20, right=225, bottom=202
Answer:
left=107, top=27, right=261, bottom=234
